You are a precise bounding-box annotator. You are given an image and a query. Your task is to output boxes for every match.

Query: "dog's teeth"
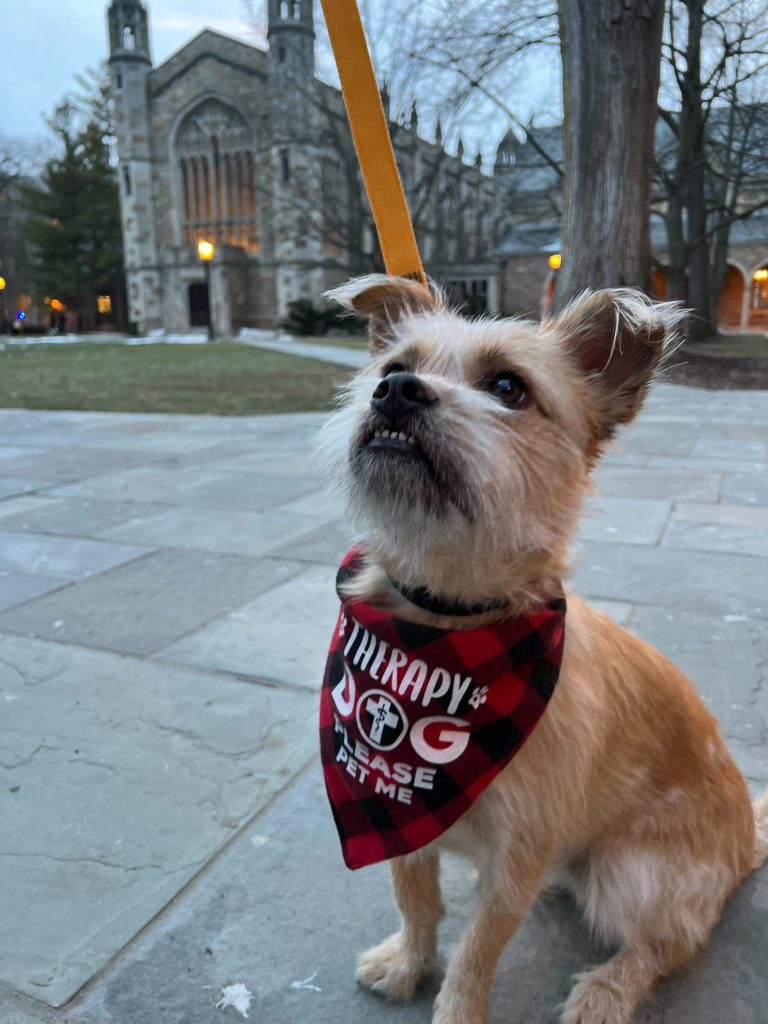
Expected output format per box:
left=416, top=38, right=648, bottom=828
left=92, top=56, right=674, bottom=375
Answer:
left=374, top=430, right=381, bottom=438
left=407, top=436, right=415, bottom=445
left=398, top=432, right=407, bottom=441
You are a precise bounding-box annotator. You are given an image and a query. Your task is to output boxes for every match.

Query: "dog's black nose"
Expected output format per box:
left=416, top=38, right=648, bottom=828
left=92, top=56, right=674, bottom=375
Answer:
left=371, top=372, right=437, bottom=422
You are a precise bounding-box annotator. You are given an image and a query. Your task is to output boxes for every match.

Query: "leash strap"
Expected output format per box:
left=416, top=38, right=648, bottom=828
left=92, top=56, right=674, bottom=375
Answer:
left=319, top=0, right=427, bottom=285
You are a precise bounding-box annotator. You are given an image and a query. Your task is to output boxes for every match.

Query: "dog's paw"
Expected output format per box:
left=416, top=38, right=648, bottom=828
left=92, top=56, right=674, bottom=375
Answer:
left=356, top=931, right=431, bottom=1002
left=560, top=970, right=633, bottom=1024
left=431, top=986, right=485, bottom=1024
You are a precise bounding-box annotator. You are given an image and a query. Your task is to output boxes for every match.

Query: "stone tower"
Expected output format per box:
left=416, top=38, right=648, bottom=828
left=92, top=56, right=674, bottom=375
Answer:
left=266, top=0, right=315, bottom=116
left=107, top=0, right=162, bottom=334
left=266, top=0, right=324, bottom=313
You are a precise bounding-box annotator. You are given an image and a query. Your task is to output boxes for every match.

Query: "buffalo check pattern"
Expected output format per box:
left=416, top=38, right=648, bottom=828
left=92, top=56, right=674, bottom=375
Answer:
left=320, top=548, right=566, bottom=870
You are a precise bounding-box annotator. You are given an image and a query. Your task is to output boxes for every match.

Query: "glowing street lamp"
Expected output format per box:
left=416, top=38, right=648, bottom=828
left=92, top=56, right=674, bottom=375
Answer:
left=0, top=277, right=6, bottom=333
left=197, top=239, right=216, bottom=341
left=548, top=253, right=562, bottom=271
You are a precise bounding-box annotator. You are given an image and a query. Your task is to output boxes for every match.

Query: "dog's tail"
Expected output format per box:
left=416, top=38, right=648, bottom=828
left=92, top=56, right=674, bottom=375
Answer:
left=754, top=790, right=768, bottom=870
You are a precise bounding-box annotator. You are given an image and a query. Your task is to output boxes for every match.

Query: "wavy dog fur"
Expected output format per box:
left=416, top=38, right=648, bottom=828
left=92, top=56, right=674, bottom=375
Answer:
left=316, top=276, right=766, bottom=1024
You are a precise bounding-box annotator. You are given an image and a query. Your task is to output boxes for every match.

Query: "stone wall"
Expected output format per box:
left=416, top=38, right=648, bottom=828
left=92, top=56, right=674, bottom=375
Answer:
left=500, top=255, right=550, bottom=318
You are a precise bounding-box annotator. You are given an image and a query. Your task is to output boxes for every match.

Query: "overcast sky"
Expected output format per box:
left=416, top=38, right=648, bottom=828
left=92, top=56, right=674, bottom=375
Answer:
left=2, top=0, right=258, bottom=140
left=2, top=0, right=559, bottom=162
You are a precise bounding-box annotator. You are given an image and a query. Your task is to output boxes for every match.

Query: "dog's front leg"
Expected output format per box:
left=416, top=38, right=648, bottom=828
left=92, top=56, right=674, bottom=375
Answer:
left=432, top=848, right=547, bottom=1024
left=356, top=848, right=443, bottom=1000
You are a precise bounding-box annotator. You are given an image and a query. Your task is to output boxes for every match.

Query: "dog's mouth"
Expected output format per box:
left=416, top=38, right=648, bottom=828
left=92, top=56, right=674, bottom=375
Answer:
left=350, top=418, right=473, bottom=521
left=363, top=427, right=429, bottom=462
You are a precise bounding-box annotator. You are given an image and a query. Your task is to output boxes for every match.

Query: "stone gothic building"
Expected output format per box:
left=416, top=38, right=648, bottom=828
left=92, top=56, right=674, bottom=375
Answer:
left=106, top=0, right=504, bottom=335
left=107, top=0, right=768, bottom=336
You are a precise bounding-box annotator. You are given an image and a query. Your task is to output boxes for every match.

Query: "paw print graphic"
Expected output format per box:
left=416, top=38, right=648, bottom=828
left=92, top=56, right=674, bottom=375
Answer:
left=468, top=685, right=489, bottom=710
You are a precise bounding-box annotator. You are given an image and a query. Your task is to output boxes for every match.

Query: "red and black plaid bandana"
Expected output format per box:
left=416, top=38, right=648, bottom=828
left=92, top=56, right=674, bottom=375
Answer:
left=320, top=548, right=566, bottom=870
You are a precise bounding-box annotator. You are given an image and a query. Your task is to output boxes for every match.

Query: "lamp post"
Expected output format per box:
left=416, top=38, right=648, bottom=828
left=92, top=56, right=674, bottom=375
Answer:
left=547, top=253, right=561, bottom=312
left=197, top=239, right=215, bottom=341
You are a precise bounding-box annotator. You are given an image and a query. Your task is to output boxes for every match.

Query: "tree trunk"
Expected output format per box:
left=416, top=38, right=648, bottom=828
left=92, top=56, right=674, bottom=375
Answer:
left=554, top=0, right=665, bottom=311
left=678, top=0, right=713, bottom=339
left=664, top=187, right=687, bottom=301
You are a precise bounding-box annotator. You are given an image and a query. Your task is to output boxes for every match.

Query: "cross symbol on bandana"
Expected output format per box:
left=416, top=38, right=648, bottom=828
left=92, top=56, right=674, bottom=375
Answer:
left=365, top=695, right=400, bottom=744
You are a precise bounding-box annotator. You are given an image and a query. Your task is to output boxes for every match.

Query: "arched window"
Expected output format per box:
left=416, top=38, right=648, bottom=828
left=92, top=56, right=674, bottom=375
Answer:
left=123, top=25, right=136, bottom=50
left=176, top=100, right=258, bottom=254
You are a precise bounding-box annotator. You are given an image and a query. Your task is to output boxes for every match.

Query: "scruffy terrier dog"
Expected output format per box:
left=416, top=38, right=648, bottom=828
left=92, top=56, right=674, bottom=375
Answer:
left=317, top=275, right=768, bottom=1024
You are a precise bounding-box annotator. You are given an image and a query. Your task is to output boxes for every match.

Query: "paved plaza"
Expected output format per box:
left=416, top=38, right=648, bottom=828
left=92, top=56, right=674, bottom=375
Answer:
left=0, top=381, right=766, bottom=1023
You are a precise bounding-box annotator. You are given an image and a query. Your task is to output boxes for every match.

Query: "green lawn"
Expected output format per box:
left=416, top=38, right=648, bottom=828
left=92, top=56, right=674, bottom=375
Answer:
left=0, top=342, right=353, bottom=415
left=686, top=334, right=768, bottom=359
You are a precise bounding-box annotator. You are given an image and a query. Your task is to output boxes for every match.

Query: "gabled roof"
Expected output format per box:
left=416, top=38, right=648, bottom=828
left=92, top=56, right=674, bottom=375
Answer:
left=149, top=29, right=268, bottom=96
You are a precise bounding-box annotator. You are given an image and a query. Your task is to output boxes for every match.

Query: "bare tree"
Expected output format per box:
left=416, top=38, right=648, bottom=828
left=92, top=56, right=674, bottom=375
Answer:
left=657, top=0, right=768, bottom=336
left=554, top=0, right=666, bottom=308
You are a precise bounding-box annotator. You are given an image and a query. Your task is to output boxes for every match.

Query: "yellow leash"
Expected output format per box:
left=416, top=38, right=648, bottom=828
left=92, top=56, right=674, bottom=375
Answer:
left=319, top=0, right=427, bottom=286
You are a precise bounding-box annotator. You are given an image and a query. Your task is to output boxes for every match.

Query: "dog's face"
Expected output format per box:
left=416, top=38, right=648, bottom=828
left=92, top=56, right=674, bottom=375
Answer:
left=318, top=276, right=682, bottom=598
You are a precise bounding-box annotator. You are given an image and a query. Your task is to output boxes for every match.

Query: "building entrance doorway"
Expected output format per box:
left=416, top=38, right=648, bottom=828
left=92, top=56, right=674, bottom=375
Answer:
left=188, top=282, right=209, bottom=327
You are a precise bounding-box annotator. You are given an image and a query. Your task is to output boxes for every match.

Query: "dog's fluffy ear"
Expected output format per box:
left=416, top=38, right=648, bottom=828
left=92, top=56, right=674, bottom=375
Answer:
left=325, top=274, right=437, bottom=353
left=553, top=289, right=686, bottom=440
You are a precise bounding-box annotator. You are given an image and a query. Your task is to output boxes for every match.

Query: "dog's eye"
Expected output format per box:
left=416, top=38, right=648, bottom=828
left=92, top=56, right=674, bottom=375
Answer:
left=383, top=362, right=406, bottom=377
left=482, top=372, right=529, bottom=408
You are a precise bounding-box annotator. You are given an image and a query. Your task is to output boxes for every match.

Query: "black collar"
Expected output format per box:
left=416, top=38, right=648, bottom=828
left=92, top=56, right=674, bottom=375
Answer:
left=388, top=578, right=511, bottom=618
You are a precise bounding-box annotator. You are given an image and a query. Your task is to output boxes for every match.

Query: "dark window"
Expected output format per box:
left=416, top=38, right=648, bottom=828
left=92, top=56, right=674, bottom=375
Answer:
left=278, top=45, right=286, bottom=63
left=281, top=149, right=291, bottom=184
left=116, top=72, right=123, bottom=90
left=122, top=165, right=132, bottom=196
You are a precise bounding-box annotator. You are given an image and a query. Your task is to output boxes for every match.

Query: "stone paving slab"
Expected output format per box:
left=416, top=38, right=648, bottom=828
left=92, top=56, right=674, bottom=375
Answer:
left=0, top=531, right=151, bottom=580
left=593, top=465, right=722, bottom=501
left=578, top=495, right=671, bottom=546
left=573, top=542, right=768, bottom=618
left=0, top=479, right=57, bottom=500
left=0, top=549, right=305, bottom=656
left=46, top=467, right=235, bottom=504
left=98, top=505, right=334, bottom=558
left=0, top=447, right=151, bottom=482
left=0, top=571, right=66, bottom=612
left=0, top=634, right=317, bottom=1007
left=723, top=472, right=768, bottom=507
left=157, top=563, right=340, bottom=686
left=0, top=498, right=170, bottom=538
left=663, top=518, right=768, bottom=557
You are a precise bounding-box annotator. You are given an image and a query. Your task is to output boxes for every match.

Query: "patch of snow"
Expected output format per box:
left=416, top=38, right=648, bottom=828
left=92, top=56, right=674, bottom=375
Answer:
left=723, top=614, right=748, bottom=622
left=250, top=834, right=269, bottom=848
left=125, top=333, right=208, bottom=345
left=6, top=334, right=82, bottom=346
left=216, top=982, right=253, bottom=1017
left=238, top=327, right=294, bottom=343
left=290, top=971, right=322, bottom=992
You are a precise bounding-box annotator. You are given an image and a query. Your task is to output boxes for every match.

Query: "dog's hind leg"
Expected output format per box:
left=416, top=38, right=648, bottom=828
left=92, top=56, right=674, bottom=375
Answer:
left=356, top=848, right=443, bottom=1001
left=560, top=941, right=688, bottom=1024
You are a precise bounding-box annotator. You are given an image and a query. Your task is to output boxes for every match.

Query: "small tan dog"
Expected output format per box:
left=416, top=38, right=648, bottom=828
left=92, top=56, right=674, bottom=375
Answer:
left=318, top=275, right=768, bottom=1024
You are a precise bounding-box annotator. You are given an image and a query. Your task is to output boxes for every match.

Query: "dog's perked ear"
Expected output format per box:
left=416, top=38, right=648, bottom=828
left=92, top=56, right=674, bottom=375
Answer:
left=553, top=289, right=686, bottom=441
left=325, top=274, right=437, bottom=353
